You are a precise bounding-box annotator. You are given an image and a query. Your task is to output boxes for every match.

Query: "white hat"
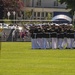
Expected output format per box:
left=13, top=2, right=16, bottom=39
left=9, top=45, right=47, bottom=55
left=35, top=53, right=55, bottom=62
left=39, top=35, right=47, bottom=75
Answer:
left=69, top=24, right=72, bottom=26
left=55, top=24, right=59, bottom=26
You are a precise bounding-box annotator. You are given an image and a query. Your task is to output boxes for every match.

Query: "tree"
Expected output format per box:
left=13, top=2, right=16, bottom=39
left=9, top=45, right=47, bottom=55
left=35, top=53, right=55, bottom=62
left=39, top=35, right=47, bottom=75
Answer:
left=59, top=0, right=75, bottom=15
left=3, top=0, right=24, bottom=11
left=0, top=0, right=24, bottom=19
left=0, top=0, right=4, bottom=20
left=46, top=13, right=52, bottom=20
left=25, top=10, right=32, bottom=19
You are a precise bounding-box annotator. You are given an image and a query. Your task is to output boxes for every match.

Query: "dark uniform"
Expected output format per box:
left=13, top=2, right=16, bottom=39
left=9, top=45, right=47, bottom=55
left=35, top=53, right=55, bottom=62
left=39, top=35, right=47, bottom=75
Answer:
left=51, top=26, right=58, bottom=49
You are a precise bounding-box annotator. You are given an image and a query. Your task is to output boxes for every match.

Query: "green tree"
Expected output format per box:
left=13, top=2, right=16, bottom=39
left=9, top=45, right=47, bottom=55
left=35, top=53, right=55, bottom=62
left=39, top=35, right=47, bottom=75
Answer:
left=2, top=0, right=24, bottom=12
left=59, top=0, right=75, bottom=15
left=0, top=0, right=24, bottom=19
left=25, top=10, right=32, bottom=19
left=46, top=13, right=52, bottom=20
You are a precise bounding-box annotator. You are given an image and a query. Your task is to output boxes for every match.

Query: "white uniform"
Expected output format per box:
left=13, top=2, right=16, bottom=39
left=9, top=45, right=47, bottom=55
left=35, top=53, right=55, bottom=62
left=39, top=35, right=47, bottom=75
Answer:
left=58, top=38, right=63, bottom=49
left=52, top=38, right=58, bottom=49
left=62, top=38, right=67, bottom=48
left=67, top=38, right=72, bottom=48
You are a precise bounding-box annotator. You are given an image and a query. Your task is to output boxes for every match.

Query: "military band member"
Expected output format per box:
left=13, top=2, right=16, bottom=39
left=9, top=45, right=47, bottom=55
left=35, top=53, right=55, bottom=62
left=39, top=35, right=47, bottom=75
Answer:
left=57, top=26, right=64, bottom=49
left=46, top=26, right=52, bottom=49
left=62, top=26, right=67, bottom=48
left=66, top=27, right=72, bottom=49
left=36, top=25, right=44, bottom=49
left=51, top=24, right=58, bottom=49
left=70, top=28, right=75, bottom=48
left=29, top=25, right=36, bottom=49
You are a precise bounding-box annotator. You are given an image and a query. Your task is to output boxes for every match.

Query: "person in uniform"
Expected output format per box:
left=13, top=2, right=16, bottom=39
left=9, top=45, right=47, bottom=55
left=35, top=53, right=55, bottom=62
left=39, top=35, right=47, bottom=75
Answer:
left=36, top=24, right=44, bottom=49
left=41, top=24, right=47, bottom=49
left=29, top=25, right=37, bottom=49
left=66, top=26, right=72, bottom=49
left=57, top=25, right=64, bottom=49
left=45, top=24, right=52, bottom=49
left=51, top=24, right=58, bottom=49
left=70, top=28, right=75, bottom=48
left=62, top=25, right=67, bottom=48
left=43, top=24, right=50, bottom=49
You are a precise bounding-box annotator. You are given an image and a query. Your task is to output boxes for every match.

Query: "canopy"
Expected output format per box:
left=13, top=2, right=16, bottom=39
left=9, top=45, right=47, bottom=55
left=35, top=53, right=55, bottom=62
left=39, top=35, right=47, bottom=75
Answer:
left=52, top=14, right=72, bottom=22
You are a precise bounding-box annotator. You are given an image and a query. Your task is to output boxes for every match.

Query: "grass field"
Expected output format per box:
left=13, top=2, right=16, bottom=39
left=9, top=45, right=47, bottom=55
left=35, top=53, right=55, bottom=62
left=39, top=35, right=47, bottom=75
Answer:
left=0, top=42, right=75, bottom=75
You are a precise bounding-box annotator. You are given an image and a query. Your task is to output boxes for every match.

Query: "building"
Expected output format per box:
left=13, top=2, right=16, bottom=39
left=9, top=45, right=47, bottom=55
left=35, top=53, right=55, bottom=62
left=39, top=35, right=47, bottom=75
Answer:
left=22, top=0, right=71, bottom=20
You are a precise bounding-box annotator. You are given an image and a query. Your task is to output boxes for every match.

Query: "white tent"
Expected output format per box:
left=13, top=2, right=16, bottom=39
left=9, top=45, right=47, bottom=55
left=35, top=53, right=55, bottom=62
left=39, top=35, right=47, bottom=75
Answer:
left=52, top=14, right=72, bottom=22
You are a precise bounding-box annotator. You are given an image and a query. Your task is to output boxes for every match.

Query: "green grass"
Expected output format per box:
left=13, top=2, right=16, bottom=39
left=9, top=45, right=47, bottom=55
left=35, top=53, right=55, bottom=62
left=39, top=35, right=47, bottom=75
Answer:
left=0, top=42, right=75, bottom=75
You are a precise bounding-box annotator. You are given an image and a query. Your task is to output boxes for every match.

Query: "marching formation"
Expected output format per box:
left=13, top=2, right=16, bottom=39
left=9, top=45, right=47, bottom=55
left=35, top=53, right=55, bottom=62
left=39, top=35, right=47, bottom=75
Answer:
left=29, top=23, right=75, bottom=49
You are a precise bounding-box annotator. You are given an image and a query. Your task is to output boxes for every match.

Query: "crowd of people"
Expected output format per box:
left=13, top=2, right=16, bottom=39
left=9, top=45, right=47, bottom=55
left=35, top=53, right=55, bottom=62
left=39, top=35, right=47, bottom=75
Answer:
left=29, top=23, right=75, bottom=49
left=11, top=28, right=30, bottom=42
left=1, top=24, right=30, bottom=42
left=1, top=22, right=75, bottom=49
